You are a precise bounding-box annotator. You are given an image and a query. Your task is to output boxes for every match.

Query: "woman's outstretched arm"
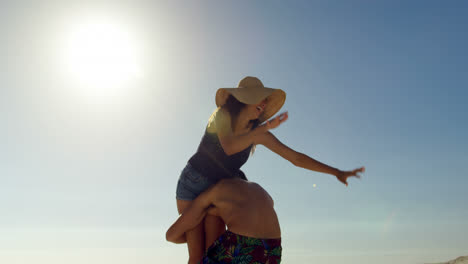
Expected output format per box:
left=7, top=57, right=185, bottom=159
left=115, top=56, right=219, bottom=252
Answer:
left=256, top=131, right=364, bottom=185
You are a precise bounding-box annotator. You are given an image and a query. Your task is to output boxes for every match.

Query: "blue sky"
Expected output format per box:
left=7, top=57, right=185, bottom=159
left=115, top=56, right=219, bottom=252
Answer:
left=1, top=1, right=467, bottom=263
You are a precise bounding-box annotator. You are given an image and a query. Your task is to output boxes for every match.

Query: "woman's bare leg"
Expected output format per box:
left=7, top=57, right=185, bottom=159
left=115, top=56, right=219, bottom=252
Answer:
left=177, top=199, right=205, bottom=264
left=204, top=215, right=226, bottom=250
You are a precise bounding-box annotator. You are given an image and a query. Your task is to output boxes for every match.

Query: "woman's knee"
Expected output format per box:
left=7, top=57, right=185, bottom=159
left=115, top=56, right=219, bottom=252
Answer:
left=176, top=199, right=193, bottom=214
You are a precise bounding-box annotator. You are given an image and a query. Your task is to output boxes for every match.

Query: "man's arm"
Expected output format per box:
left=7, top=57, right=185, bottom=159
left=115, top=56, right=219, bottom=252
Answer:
left=166, top=186, right=216, bottom=244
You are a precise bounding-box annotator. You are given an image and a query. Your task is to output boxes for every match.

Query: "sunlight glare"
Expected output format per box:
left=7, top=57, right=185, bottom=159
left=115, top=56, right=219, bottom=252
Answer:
left=63, top=18, right=141, bottom=98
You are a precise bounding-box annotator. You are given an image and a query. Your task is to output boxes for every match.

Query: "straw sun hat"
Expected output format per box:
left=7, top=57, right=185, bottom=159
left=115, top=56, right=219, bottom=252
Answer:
left=215, top=76, right=286, bottom=123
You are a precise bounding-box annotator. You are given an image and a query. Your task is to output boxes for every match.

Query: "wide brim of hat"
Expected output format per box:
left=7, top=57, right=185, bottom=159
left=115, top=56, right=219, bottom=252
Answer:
left=216, top=87, right=286, bottom=123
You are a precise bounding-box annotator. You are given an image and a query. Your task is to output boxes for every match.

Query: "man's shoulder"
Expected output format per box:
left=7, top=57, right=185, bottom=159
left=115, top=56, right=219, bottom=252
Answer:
left=215, top=178, right=261, bottom=195
left=217, top=178, right=248, bottom=187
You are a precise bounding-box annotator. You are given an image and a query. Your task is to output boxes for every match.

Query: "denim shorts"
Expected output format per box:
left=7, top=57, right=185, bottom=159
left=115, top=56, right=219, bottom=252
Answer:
left=176, top=163, right=216, bottom=201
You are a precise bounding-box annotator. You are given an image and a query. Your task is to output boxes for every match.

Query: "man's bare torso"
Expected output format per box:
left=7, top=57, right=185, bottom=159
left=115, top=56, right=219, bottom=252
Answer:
left=208, top=179, right=281, bottom=239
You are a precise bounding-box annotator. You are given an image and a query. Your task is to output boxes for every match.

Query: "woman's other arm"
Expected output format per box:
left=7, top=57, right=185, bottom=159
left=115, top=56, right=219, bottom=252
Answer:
left=215, top=109, right=267, bottom=155
left=216, top=110, right=288, bottom=155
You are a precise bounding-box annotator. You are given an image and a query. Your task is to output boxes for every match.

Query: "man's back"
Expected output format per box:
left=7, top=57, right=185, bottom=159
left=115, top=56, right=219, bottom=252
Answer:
left=166, top=179, right=283, bottom=264
left=209, top=179, right=281, bottom=239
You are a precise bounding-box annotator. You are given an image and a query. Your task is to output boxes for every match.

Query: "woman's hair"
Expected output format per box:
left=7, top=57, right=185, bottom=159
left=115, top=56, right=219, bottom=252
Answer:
left=221, top=94, right=246, bottom=129
left=220, top=94, right=261, bottom=155
left=221, top=94, right=261, bottom=131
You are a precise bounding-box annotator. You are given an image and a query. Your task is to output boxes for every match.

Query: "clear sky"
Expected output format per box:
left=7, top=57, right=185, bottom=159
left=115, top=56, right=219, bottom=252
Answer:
left=1, top=1, right=467, bottom=263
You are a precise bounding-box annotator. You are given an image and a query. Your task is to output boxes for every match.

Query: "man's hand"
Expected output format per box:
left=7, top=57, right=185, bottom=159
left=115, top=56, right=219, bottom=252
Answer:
left=336, top=167, right=365, bottom=186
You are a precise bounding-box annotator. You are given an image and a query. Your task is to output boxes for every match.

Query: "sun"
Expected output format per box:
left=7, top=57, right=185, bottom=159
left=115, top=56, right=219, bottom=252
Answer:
left=62, top=18, right=141, bottom=97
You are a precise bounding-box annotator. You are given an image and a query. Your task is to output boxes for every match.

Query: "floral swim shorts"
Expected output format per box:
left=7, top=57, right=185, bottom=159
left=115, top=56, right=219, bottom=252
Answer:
left=200, top=230, right=282, bottom=264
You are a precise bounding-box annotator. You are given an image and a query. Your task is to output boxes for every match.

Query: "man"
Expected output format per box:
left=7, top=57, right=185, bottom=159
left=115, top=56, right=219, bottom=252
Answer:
left=166, top=178, right=282, bottom=264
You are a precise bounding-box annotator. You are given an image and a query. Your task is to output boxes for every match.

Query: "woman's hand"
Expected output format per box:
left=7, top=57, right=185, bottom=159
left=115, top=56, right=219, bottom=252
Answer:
left=265, top=112, right=288, bottom=130
left=336, top=167, right=365, bottom=186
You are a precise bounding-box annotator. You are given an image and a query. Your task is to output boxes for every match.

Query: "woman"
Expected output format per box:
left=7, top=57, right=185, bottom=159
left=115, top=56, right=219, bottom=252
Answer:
left=175, top=76, right=364, bottom=264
